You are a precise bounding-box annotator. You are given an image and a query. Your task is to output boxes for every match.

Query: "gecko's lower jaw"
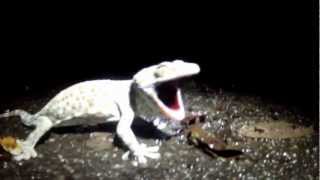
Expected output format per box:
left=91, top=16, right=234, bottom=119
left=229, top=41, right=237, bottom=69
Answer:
left=161, top=123, right=183, bottom=136
left=153, top=118, right=183, bottom=136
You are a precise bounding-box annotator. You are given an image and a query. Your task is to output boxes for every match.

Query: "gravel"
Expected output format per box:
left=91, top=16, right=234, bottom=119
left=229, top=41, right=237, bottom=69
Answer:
left=0, top=82, right=318, bottom=179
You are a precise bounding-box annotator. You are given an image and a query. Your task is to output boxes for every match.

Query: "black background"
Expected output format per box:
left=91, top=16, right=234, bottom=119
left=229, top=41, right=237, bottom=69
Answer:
left=0, top=2, right=317, bottom=118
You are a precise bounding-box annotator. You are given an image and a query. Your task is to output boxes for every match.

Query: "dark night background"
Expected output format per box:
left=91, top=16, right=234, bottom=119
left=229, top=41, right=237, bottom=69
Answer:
left=0, top=2, right=317, bottom=119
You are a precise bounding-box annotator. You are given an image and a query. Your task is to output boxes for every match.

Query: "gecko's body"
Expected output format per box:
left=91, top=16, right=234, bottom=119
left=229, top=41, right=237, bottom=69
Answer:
left=0, top=60, right=200, bottom=164
left=39, top=80, right=130, bottom=123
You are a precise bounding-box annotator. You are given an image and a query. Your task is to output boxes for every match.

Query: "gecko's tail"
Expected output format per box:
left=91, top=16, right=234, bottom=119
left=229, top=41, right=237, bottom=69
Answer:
left=0, top=109, right=36, bottom=126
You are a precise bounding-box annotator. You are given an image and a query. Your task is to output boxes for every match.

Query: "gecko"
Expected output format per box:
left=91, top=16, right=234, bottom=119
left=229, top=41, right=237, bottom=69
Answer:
left=0, top=60, right=200, bottom=164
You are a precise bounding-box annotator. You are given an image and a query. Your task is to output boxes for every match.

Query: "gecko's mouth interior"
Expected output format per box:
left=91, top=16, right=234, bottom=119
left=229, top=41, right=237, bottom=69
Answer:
left=155, top=81, right=180, bottom=110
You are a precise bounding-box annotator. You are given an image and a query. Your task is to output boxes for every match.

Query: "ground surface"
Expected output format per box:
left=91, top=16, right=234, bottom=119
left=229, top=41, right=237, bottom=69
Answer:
left=0, top=82, right=318, bottom=180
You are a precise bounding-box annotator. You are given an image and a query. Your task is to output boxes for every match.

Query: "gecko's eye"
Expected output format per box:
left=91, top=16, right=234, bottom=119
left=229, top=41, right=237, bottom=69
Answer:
left=154, top=64, right=175, bottom=78
left=155, top=81, right=180, bottom=110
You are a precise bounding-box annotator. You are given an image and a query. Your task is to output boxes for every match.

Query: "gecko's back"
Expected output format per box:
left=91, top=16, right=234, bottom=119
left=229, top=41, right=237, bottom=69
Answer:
left=37, top=80, right=131, bottom=124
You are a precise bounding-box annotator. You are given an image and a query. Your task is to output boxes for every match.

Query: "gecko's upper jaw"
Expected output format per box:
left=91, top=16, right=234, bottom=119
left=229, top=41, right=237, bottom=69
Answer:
left=154, top=80, right=185, bottom=121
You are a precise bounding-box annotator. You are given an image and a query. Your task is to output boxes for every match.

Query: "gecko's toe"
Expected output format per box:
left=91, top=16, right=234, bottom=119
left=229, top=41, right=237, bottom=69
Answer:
left=134, top=144, right=161, bottom=161
left=14, top=151, right=35, bottom=161
left=140, top=144, right=160, bottom=156
left=13, top=140, right=37, bottom=161
left=122, top=144, right=161, bottom=165
left=121, top=151, right=131, bottom=161
left=121, top=150, right=148, bottom=165
left=144, top=145, right=160, bottom=153
left=136, top=156, right=147, bottom=164
left=142, top=151, right=161, bottom=160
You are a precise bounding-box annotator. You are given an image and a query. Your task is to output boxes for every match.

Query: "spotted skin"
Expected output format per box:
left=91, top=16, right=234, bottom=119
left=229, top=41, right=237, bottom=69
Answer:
left=1, top=80, right=129, bottom=161
left=0, top=60, right=200, bottom=164
left=38, top=80, right=122, bottom=122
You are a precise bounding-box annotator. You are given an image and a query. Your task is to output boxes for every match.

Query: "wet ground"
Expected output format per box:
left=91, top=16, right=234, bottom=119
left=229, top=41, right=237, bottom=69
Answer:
left=0, top=82, right=318, bottom=180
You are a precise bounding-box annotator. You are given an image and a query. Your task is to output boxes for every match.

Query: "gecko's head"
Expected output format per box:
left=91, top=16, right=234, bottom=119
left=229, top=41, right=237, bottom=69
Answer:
left=131, top=60, right=200, bottom=134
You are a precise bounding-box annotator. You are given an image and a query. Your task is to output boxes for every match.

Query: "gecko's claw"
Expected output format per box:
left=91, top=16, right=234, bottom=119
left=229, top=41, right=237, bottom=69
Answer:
left=13, top=140, right=37, bottom=161
left=136, top=144, right=160, bottom=160
left=122, top=143, right=160, bottom=164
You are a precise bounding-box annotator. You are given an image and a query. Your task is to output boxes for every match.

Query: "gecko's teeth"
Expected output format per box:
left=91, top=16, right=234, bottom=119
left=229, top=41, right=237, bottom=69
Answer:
left=153, top=118, right=167, bottom=130
left=157, top=121, right=167, bottom=130
left=153, top=118, right=160, bottom=127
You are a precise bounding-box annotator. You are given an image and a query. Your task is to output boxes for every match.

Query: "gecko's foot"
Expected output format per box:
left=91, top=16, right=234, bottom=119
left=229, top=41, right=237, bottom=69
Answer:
left=0, top=110, right=10, bottom=118
left=122, top=143, right=160, bottom=164
left=13, top=140, right=37, bottom=161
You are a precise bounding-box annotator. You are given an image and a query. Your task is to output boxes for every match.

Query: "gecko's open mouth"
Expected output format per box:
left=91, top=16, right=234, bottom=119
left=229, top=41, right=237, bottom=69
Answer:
left=154, top=80, right=185, bottom=121
left=156, top=81, right=180, bottom=110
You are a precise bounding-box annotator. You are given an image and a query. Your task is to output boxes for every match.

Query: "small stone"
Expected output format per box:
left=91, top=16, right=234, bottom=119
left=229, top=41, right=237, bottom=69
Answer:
left=305, top=149, right=310, bottom=154
left=292, top=153, right=297, bottom=158
left=131, top=161, right=138, bottom=167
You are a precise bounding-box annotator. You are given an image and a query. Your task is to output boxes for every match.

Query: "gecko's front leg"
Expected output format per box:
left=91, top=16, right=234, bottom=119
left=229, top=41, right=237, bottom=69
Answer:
left=116, top=108, right=160, bottom=164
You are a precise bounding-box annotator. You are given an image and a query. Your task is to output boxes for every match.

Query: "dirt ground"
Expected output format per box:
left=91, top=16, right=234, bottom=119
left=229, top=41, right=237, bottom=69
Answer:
left=0, top=82, right=318, bottom=180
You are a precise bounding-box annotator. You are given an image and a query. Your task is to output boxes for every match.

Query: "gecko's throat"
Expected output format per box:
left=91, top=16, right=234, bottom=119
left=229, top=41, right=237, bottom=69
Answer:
left=153, top=80, right=185, bottom=121
left=155, top=81, right=180, bottom=110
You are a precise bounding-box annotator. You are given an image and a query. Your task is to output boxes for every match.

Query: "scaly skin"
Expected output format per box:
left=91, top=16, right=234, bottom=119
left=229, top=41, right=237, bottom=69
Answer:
left=0, top=60, right=200, bottom=164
